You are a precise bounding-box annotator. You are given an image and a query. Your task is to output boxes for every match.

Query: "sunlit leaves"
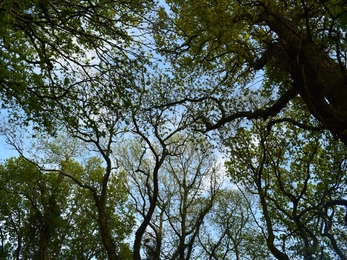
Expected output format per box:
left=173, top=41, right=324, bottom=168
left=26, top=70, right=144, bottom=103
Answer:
left=0, top=0, right=154, bottom=132
left=0, top=154, right=134, bottom=259
left=156, top=0, right=257, bottom=89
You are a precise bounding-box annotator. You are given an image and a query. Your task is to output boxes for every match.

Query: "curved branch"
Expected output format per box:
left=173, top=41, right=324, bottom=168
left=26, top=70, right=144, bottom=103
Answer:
left=204, top=87, right=298, bottom=132
left=267, top=118, right=325, bottom=131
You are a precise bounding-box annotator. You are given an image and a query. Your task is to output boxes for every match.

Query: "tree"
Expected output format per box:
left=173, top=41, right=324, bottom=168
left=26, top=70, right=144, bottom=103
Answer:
left=0, top=156, right=69, bottom=260
left=115, top=87, right=194, bottom=259
left=158, top=137, right=222, bottom=260
left=3, top=1, right=347, bottom=259
left=198, top=189, right=271, bottom=260
left=60, top=156, right=135, bottom=260
left=119, top=134, right=224, bottom=260
left=0, top=155, right=134, bottom=260
left=0, top=157, right=69, bottom=259
left=35, top=128, right=136, bottom=260
left=0, top=0, right=154, bottom=131
left=225, top=117, right=347, bottom=259
left=152, top=3, right=347, bottom=258
left=154, top=0, right=347, bottom=146
left=0, top=132, right=134, bottom=259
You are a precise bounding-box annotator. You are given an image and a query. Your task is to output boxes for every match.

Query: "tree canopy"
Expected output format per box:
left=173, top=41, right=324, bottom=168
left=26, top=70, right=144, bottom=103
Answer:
left=155, top=0, right=347, bottom=145
left=0, top=0, right=152, bottom=131
left=1, top=0, right=347, bottom=259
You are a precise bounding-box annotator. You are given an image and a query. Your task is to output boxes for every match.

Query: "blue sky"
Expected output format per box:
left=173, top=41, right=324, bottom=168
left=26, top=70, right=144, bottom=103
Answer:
left=0, top=137, right=19, bottom=161
left=0, top=112, right=21, bottom=161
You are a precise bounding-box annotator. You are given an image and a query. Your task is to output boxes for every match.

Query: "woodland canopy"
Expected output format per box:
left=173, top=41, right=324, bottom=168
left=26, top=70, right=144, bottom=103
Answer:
left=0, top=0, right=347, bottom=259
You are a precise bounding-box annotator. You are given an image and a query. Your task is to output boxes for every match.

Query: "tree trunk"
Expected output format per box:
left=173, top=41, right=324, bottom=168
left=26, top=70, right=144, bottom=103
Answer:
left=133, top=164, right=162, bottom=260
left=262, top=11, right=347, bottom=146
left=97, top=203, right=119, bottom=260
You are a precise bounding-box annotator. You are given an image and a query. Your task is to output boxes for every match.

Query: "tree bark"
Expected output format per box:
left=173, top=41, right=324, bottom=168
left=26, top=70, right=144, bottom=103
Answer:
left=133, top=152, right=167, bottom=260
left=97, top=204, right=119, bottom=260
left=262, top=10, right=347, bottom=146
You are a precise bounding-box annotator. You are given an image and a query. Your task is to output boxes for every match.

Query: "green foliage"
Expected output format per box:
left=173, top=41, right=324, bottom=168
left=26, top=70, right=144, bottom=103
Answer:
left=225, top=111, right=347, bottom=258
left=2, top=0, right=347, bottom=259
left=0, top=0, right=154, bottom=132
left=0, top=156, right=134, bottom=259
left=0, top=157, right=68, bottom=259
left=153, top=3, right=347, bottom=256
left=120, top=134, right=263, bottom=259
left=154, top=0, right=347, bottom=145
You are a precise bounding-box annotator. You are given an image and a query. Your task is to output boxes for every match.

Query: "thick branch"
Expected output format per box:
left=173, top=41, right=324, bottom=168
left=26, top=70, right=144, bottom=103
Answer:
left=267, top=118, right=325, bottom=131
left=204, top=87, right=297, bottom=132
left=324, top=199, right=347, bottom=208
left=252, top=43, right=283, bottom=70
left=322, top=209, right=347, bottom=260
left=261, top=6, right=347, bottom=146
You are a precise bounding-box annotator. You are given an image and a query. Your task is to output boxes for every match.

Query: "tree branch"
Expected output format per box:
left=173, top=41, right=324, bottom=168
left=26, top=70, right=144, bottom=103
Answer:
left=204, top=87, right=298, bottom=132
left=267, top=118, right=325, bottom=131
